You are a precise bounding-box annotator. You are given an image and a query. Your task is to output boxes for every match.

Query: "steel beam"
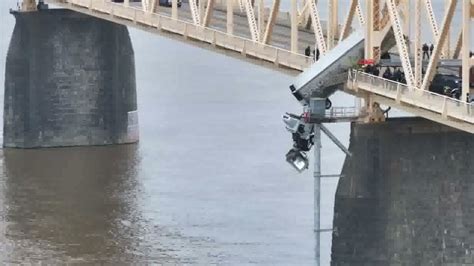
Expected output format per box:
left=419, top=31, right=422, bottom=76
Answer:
left=415, top=0, right=422, bottom=87
left=172, top=0, right=178, bottom=20
left=291, top=0, right=298, bottom=53
left=423, top=0, right=440, bottom=39
left=262, top=0, right=280, bottom=44
left=199, top=0, right=205, bottom=21
left=340, top=0, right=358, bottom=41
left=308, top=0, right=327, bottom=54
left=313, top=124, right=321, bottom=266
left=387, top=0, right=415, bottom=87
left=243, top=0, right=260, bottom=41
left=356, top=1, right=365, bottom=26
left=453, top=30, right=463, bottom=59
left=227, top=0, right=234, bottom=34
left=257, top=0, right=265, bottom=36
left=320, top=124, right=352, bottom=156
left=421, top=0, right=458, bottom=91
left=423, top=0, right=450, bottom=57
left=444, top=0, right=451, bottom=58
left=190, top=0, right=201, bottom=25
left=462, top=0, right=471, bottom=101
left=203, top=0, right=215, bottom=27
left=365, top=0, right=374, bottom=59
left=327, top=0, right=338, bottom=49
left=149, top=0, right=157, bottom=13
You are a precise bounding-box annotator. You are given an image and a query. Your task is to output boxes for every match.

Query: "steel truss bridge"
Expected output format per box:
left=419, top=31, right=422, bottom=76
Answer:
left=19, top=0, right=474, bottom=132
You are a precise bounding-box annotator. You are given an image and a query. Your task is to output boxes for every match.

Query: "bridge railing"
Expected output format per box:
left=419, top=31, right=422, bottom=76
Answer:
left=348, top=70, right=474, bottom=124
left=58, top=0, right=312, bottom=71
left=325, top=106, right=359, bottom=119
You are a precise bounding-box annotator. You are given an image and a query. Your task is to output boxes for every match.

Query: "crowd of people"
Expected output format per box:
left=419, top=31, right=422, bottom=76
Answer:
left=364, top=64, right=407, bottom=84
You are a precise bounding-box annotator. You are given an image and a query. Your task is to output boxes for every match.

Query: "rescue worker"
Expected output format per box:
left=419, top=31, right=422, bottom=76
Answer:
left=383, top=68, right=392, bottom=80
left=372, top=65, right=380, bottom=76
left=393, top=68, right=403, bottom=82
left=422, top=43, right=430, bottom=59
left=305, top=46, right=311, bottom=57
left=365, top=64, right=373, bottom=74
left=313, top=48, right=320, bottom=61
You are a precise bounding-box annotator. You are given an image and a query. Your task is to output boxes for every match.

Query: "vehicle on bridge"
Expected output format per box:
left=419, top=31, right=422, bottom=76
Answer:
left=429, top=74, right=462, bottom=99
left=159, top=0, right=182, bottom=7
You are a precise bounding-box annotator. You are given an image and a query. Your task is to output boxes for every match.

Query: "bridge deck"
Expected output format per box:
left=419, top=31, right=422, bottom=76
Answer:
left=346, top=70, right=474, bottom=134
left=45, top=0, right=317, bottom=73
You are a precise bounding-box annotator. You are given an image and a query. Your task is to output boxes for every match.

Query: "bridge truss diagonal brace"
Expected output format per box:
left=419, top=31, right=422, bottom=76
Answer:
left=203, top=0, right=215, bottom=27
left=297, top=0, right=310, bottom=25
left=423, top=0, right=448, bottom=58
left=340, top=0, right=358, bottom=41
left=189, top=0, right=201, bottom=25
left=461, top=0, right=471, bottom=101
left=243, top=0, right=261, bottom=42
left=308, top=0, right=327, bottom=54
left=423, top=0, right=440, bottom=39
left=356, top=1, right=366, bottom=26
left=415, top=0, right=423, bottom=87
left=386, top=0, right=415, bottom=88
left=262, top=0, right=281, bottom=44
left=421, top=0, right=458, bottom=91
left=290, top=0, right=298, bottom=52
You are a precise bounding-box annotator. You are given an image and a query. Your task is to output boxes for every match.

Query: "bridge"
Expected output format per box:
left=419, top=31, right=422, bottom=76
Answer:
left=4, top=1, right=474, bottom=265
left=26, top=0, right=471, bottom=132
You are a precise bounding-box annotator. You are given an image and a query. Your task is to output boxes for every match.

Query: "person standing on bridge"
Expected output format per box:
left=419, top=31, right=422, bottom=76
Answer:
left=372, top=65, right=380, bottom=76
left=429, top=44, right=434, bottom=56
left=305, top=46, right=311, bottom=57
left=313, top=48, right=320, bottom=61
left=422, top=43, right=430, bottom=59
left=383, top=68, right=392, bottom=80
left=394, top=68, right=403, bottom=82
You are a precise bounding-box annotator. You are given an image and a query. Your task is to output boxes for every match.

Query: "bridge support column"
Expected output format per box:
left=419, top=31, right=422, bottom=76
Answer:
left=4, top=9, right=139, bottom=148
left=332, top=118, right=474, bottom=265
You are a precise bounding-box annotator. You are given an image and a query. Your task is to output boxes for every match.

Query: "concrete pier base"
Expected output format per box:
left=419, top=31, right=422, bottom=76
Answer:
left=4, top=9, right=138, bottom=148
left=332, top=118, right=474, bottom=266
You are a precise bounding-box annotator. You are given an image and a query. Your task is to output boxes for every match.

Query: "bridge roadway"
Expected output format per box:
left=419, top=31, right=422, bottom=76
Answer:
left=346, top=70, right=474, bottom=134
left=45, top=0, right=319, bottom=74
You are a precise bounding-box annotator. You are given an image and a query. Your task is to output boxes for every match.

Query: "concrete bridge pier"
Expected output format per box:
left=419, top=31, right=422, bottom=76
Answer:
left=4, top=9, right=139, bottom=148
left=331, top=117, right=474, bottom=266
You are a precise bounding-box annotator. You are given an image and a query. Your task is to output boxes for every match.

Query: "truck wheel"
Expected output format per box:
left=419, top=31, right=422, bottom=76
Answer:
left=325, top=99, right=332, bottom=109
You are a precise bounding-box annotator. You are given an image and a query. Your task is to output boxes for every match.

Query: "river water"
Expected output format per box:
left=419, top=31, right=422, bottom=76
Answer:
left=0, top=0, right=469, bottom=265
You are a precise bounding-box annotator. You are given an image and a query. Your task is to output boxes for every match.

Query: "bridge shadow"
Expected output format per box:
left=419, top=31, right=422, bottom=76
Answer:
left=0, top=145, right=170, bottom=263
left=332, top=117, right=474, bottom=266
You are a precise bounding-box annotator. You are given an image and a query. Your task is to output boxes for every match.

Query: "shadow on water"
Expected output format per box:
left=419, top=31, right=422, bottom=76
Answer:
left=0, top=145, right=176, bottom=263
left=331, top=117, right=474, bottom=266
